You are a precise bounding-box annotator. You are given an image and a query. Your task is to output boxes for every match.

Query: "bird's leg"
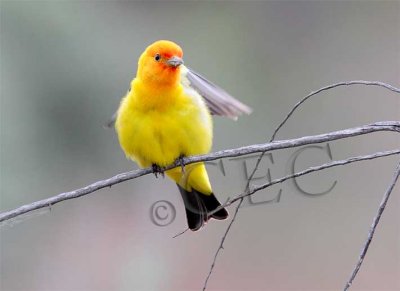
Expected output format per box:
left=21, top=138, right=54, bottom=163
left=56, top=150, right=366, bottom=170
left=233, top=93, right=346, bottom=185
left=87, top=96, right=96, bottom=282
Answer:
left=152, top=164, right=165, bottom=178
left=175, top=155, right=186, bottom=173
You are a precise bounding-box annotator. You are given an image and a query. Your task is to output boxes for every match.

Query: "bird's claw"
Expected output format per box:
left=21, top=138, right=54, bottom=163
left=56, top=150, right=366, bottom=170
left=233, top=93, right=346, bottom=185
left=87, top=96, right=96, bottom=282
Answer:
left=152, top=164, right=165, bottom=178
left=176, top=155, right=185, bottom=173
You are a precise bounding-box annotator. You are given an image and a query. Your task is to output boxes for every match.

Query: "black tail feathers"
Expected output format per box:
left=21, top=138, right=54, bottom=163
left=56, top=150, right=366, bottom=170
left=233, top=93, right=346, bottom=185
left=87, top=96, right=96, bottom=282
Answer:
left=177, top=184, right=229, bottom=231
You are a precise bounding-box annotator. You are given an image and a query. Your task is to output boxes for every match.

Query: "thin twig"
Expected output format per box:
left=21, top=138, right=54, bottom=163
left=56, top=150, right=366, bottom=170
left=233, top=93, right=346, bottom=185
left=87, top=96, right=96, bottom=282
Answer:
left=173, top=228, right=189, bottom=238
left=270, top=80, right=400, bottom=141
left=202, top=198, right=244, bottom=291
left=223, top=149, right=400, bottom=208
left=201, top=149, right=400, bottom=216
left=343, top=160, right=400, bottom=291
left=202, top=150, right=400, bottom=291
left=202, top=80, right=400, bottom=290
left=1, top=122, right=398, bottom=224
left=203, top=137, right=261, bottom=290
left=204, top=150, right=399, bottom=289
left=202, top=149, right=400, bottom=290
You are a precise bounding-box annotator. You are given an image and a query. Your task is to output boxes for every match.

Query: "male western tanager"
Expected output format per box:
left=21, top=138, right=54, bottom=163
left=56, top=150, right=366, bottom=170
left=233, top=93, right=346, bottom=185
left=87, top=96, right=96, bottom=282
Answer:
left=111, top=40, right=251, bottom=231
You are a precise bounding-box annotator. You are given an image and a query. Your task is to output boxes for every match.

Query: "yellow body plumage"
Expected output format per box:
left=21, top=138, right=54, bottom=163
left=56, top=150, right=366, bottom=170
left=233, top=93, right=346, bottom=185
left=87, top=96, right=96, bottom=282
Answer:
left=113, top=40, right=250, bottom=230
left=115, top=41, right=213, bottom=195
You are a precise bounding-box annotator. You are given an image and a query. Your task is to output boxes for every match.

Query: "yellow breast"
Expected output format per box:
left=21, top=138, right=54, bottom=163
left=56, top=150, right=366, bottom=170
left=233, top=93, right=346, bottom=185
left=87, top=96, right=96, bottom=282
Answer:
left=115, top=79, right=212, bottom=168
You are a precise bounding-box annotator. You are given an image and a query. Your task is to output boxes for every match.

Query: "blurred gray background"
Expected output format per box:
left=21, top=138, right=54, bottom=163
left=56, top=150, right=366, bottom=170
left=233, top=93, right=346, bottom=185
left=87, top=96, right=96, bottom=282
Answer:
left=1, top=1, right=399, bottom=290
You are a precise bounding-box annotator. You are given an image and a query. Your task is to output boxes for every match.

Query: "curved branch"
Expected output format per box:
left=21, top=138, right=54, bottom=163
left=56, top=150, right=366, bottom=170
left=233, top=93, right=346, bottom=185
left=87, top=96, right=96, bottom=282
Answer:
left=203, top=80, right=400, bottom=290
left=344, top=160, right=400, bottom=290
left=224, top=149, right=400, bottom=208
left=202, top=150, right=400, bottom=290
left=1, top=121, right=398, bottom=224
left=270, top=80, right=400, bottom=142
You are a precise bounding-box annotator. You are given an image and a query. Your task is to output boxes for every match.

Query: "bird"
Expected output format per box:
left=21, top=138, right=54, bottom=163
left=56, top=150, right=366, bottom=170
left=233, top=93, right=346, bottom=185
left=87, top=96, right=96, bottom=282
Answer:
left=110, top=40, right=252, bottom=231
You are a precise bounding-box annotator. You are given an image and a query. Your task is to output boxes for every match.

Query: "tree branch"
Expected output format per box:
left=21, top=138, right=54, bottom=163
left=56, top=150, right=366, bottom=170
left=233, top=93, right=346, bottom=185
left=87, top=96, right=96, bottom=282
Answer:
left=214, top=149, right=400, bottom=211
left=202, top=149, right=400, bottom=290
left=202, top=80, right=400, bottom=290
left=270, top=80, right=400, bottom=142
left=1, top=121, right=398, bottom=224
left=343, top=160, right=400, bottom=291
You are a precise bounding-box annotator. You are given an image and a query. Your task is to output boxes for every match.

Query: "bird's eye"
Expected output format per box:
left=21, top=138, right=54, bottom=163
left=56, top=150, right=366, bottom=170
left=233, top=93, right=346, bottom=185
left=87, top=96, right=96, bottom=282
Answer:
left=154, top=54, right=161, bottom=62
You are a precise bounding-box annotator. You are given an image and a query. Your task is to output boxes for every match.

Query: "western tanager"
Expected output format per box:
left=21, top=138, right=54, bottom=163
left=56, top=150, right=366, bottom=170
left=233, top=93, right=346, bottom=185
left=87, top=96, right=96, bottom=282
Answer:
left=111, top=40, right=251, bottom=231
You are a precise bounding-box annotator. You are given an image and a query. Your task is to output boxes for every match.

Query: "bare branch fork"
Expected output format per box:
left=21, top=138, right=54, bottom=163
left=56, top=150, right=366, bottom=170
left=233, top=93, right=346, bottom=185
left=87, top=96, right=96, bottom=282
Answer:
left=202, top=151, right=400, bottom=291
left=203, top=80, right=400, bottom=291
left=0, top=121, right=399, bottom=224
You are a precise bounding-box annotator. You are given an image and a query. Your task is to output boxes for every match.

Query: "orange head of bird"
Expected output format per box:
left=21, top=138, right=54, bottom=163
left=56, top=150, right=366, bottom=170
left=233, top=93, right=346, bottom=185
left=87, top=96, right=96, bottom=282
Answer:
left=137, top=40, right=184, bottom=87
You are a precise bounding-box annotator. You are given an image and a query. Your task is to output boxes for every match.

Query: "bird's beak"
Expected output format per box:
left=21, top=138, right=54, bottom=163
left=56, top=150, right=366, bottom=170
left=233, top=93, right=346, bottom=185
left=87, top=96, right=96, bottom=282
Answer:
left=167, top=56, right=184, bottom=67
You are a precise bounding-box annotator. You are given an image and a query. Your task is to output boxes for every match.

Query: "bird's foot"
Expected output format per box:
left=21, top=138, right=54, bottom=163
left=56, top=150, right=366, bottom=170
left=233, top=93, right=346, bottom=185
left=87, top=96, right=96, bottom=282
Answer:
left=152, top=164, right=165, bottom=178
left=175, top=155, right=186, bottom=173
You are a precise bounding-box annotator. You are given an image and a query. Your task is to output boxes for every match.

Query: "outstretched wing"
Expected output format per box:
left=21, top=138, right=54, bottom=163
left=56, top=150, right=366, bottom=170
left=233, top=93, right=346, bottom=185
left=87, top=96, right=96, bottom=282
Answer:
left=181, top=66, right=252, bottom=120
